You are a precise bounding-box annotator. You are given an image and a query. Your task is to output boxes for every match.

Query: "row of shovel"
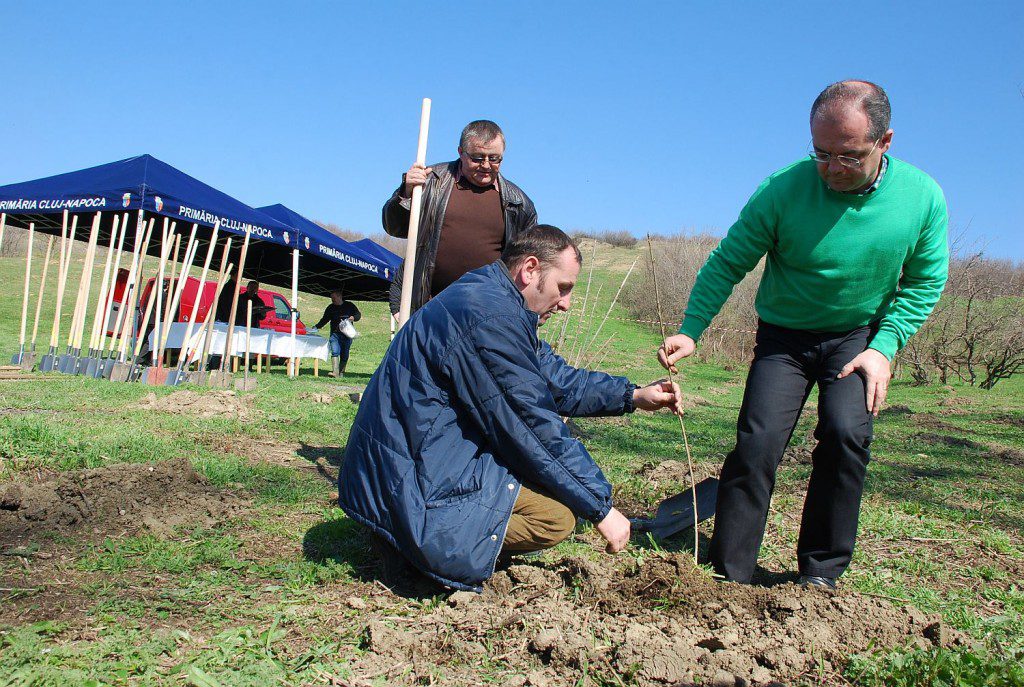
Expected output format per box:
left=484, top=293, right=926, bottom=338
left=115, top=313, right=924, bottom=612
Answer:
left=7, top=208, right=253, bottom=389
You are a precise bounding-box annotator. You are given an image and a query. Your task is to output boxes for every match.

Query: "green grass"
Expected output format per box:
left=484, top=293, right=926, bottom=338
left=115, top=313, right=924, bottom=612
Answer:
left=1, top=244, right=1023, bottom=685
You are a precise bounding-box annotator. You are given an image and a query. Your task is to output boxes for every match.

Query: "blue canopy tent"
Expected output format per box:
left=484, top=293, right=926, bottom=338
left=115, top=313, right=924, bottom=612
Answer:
left=352, top=237, right=403, bottom=274
left=0, top=155, right=394, bottom=299
left=256, top=203, right=398, bottom=299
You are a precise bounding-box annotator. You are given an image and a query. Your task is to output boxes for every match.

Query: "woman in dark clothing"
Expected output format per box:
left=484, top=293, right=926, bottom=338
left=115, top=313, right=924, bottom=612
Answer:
left=315, top=290, right=361, bottom=377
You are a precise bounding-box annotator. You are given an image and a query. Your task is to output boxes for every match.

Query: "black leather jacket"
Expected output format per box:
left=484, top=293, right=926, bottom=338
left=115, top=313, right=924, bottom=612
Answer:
left=383, top=160, right=538, bottom=314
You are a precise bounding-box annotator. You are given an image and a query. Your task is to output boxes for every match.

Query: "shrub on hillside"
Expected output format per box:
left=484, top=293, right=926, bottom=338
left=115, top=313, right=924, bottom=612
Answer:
left=570, top=229, right=638, bottom=248
left=311, top=222, right=406, bottom=257
left=899, top=245, right=1024, bottom=389
left=314, top=220, right=365, bottom=243
left=0, top=226, right=31, bottom=258
left=368, top=232, right=406, bottom=256
left=623, top=232, right=761, bottom=364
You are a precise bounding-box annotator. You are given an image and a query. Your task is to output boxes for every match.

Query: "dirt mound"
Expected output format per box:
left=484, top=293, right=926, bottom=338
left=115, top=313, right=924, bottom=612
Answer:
left=349, top=559, right=957, bottom=685
left=936, top=394, right=973, bottom=415
left=299, top=386, right=361, bottom=405
left=914, top=432, right=1024, bottom=466
left=349, top=553, right=957, bottom=686
left=644, top=460, right=718, bottom=485
left=136, top=390, right=255, bottom=420
left=0, top=457, right=245, bottom=546
left=680, top=393, right=710, bottom=409
left=782, top=429, right=816, bottom=465
left=206, top=436, right=341, bottom=486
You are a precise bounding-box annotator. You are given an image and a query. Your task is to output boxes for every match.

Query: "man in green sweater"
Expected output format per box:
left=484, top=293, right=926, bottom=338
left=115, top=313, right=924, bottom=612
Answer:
left=659, top=80, right=948, bottom=588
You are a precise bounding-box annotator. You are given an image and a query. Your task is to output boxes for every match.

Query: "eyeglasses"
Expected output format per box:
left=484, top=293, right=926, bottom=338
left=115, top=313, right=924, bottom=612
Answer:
left=807, top=139, right=879, bottom=168
left=466, top=153, right=503, bottom=164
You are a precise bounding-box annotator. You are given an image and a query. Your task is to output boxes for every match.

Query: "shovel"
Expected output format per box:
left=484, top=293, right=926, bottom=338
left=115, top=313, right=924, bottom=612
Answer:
left=58, top=347, right=81, bottom=374
left=631, top=478, right=719, bottom=541
left=39, top=345, right=59, bottom=373
left=82, top=349, right=101, bottom=377
left=11, top=224, right=35, bottom=366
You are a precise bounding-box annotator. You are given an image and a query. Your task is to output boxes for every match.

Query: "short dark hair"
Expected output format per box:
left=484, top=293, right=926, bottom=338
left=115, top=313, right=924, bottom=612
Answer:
left=460, top=120, right=505, bottom=149
left=810, top=80, right=891, bottom=140
left=501, top=224, right=582, bottom=274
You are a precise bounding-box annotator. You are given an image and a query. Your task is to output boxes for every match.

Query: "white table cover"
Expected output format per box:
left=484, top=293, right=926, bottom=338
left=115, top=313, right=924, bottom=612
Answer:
left=149, top=322, right=330, bottom=361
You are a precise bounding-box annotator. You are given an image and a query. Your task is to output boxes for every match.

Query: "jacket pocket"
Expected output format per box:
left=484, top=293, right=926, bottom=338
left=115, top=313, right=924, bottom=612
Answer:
left=424, top=475, right=482, bottom=509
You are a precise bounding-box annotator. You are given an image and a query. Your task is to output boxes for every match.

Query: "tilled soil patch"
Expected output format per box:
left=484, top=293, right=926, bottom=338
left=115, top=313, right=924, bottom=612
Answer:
left=204, top=436, right=340, bottom=486
left=0, top=457, right=246, bottom=546
left=916, top=432, right=1024, bottom=467
left=347, top=553, right=958, bottom=686
left=135, top=389, right=255, bottom=420
left=643, top=459, right=718, bottom=485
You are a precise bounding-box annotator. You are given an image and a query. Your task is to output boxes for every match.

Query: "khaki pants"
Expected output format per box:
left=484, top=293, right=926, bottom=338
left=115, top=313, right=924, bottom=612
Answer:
left=502, top=482, right=576, bottom=553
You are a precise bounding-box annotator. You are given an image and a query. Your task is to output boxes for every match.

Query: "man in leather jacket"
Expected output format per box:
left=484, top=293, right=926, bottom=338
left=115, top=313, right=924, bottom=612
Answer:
left=383, top=120, right=538, bottom=314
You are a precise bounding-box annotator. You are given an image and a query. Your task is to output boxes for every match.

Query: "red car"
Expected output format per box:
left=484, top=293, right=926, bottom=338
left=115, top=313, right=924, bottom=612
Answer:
left=109, top=269, right=307, bottom=335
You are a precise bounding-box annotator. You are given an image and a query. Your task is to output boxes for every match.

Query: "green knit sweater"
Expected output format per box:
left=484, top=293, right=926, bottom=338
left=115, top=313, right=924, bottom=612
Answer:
left=680, top=155, right=949, bottom=359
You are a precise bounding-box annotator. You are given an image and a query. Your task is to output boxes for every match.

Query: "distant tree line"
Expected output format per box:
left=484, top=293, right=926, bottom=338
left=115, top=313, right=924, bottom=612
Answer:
left=899, top=233, right=1024, bottom=389
left=313, top=221, right=406, bottom=256
left=569, top=229, right=638, bottom=248
left=624, top=231, right=1024, bottom=388
left=624, top=232, right=761, bottom=365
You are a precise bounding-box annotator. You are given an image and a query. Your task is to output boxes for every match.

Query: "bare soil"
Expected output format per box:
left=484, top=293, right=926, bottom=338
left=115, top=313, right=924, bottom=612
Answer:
left=203, top=436, right=341, bottom=486
left=0, top=457, right=245, bottom=546
left=135, top=389, right=255, bottom=420
left=345, top=553, right=958, bottom=686
left=0, top=456, right=976, bottom=687
left=644, top=459, right=719, bottom=485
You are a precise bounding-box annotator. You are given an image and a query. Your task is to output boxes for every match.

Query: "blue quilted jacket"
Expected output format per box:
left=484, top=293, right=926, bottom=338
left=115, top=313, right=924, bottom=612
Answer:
left=338, top=261, right=635, bottom=591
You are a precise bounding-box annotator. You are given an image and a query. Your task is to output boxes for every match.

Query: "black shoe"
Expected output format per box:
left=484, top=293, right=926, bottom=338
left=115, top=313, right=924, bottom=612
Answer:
left=369, top=534, right=415, bottom=585
left=495, top=549, right=543, bottom=569
left=797, top=574, right=837, bottom=590
left=369, top=534, right=442, bottom=596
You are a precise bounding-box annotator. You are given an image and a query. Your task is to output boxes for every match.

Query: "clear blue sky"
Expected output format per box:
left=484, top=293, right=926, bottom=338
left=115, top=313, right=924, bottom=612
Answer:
left=2, top=2, right=1021, bottom=260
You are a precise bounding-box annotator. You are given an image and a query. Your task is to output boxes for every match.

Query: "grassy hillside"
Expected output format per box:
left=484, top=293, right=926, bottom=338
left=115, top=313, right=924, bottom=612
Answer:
left=1, top=242, right=1022, bottom=686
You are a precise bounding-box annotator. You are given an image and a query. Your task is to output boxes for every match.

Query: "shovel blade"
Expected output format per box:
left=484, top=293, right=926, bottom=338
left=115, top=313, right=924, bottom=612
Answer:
left=109, top=362, right=131, bottom=383
left=206, top=371, right=232, bottom=389
left=19, top=352, right=37, bottom=372
left=632, top=478, right=719, bottom=540
left=186, top=370, right=208, bottom=385
left=39, top=354, right=56, bottom=372
left=57, top=355, right=77, bottom=374
left=234, top=377, right=257, bottom=391
left=144, top=366, right=169, bottom=386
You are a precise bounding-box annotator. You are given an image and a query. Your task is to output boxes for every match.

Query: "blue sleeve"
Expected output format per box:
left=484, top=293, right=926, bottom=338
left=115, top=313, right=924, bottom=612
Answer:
left=443, top=315, right=613, bottom=523
left=538, top=341, right=635, bottom=418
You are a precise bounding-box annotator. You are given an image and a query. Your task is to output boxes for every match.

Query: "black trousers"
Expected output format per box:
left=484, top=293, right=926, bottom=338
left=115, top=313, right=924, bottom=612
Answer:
left=708, top=321, right=875, bottom=582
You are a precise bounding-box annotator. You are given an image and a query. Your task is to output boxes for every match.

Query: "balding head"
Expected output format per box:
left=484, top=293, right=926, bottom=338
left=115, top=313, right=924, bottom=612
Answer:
left=811, top=80, right=891, bottom=141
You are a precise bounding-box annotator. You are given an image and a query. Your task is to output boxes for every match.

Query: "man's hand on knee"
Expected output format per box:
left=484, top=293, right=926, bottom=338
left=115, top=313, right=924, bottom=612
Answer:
left=596, top=507, right=631, bottom=553
left=838, top=349, right=892, bottom=417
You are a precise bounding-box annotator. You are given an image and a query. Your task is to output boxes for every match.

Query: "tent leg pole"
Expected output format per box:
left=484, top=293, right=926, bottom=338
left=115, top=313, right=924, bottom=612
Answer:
left=290, top=248, right=299, bottom=379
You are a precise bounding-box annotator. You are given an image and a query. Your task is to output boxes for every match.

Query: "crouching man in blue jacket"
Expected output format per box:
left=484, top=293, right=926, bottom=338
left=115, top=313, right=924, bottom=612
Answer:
left=339, top=225, right=682, bottom=592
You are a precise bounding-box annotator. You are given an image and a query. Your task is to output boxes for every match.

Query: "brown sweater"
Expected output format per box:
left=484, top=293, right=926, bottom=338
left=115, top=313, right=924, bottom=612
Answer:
left=430, top=177, right=505, bottom=296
